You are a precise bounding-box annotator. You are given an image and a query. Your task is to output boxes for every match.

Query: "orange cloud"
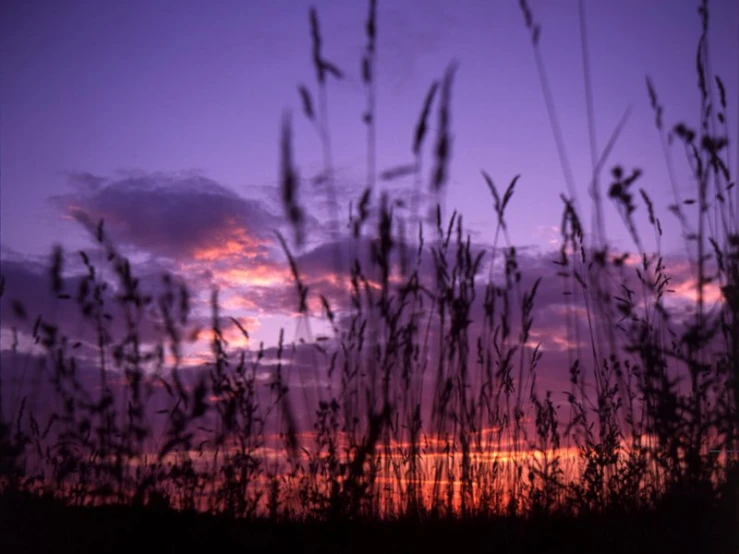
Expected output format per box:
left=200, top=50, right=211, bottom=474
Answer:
left=191, top=217, right=268, bottom=262
left=218, top=266, right=289, bottom=288
left=670, top=277, right=724, bottom=305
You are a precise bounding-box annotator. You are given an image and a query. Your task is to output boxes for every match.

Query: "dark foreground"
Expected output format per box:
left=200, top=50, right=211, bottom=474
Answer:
left=1, top=491, right=737, bottom=554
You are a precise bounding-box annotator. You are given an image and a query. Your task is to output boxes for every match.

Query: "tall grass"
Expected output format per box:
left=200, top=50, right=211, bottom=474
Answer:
left=0, top=0, right=737, bottom=531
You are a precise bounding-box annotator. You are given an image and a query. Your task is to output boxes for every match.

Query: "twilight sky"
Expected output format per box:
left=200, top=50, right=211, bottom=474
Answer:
left=1, top=0, right=738, bottom=352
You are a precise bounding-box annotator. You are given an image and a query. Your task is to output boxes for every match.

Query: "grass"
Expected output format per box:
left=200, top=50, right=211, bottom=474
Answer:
left=1, top=0, right=738, bottom=552
left=0, top=487, right=733, bottom=554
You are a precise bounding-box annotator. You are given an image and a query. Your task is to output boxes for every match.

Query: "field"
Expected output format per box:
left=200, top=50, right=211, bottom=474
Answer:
left=1, top=0, right=738, bottom=552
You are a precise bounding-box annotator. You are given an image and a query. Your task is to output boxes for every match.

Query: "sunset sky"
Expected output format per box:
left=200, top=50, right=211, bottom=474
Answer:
left=1, top=0, right=738, bottom=356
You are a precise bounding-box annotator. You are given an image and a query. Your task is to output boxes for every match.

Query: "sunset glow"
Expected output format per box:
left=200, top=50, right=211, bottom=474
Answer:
left=1, top=1, right=738, bottom=547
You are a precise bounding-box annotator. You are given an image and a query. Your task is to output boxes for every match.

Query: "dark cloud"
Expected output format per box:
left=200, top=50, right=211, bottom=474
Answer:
left=53, top=171, right=283, bottom=263
left=0, top=256, right=86, bottom=334
left=0, top=254, right=195, bottom=354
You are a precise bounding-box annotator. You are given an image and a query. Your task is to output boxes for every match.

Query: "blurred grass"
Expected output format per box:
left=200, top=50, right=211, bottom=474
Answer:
left=0, top=0, right=738, bottom=551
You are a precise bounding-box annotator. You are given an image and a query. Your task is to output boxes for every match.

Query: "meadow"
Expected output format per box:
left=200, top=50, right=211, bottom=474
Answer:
left=1, top=0, right=737, bottom=552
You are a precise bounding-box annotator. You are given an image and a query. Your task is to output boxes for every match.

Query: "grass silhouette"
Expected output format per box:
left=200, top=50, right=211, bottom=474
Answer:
left=0, top=0, right=737, bottom=552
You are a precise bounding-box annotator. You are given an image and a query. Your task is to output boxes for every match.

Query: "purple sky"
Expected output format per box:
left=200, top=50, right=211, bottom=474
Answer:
left=1, top=0, right=738, bottom=351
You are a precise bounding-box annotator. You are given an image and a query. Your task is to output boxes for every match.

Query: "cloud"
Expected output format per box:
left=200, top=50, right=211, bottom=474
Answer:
left=17, top=168, right=728, bottom=429
left=0, top=254, right=197, bottom=357
left=0, top=256, right=89, bottom=339
left=54, top=171, right=283, bottom=264
left=46, top=171, right=350, bottom=324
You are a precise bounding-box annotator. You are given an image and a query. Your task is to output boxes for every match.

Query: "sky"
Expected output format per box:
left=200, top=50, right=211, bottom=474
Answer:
left=1, top=0, right=738, bottom=353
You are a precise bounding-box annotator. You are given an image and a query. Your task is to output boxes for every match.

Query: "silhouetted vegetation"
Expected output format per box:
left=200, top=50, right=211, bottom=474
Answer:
left=1, top=0, right=737, bottom=552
